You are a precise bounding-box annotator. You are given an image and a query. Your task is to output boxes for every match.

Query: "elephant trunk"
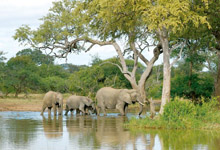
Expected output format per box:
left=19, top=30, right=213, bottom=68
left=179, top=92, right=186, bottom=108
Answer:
left=138, top=103, right=143, bottom=116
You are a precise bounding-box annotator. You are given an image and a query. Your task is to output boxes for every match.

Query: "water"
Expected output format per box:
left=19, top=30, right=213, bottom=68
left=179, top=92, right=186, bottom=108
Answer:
left=0, top=111, right=219, bottom=150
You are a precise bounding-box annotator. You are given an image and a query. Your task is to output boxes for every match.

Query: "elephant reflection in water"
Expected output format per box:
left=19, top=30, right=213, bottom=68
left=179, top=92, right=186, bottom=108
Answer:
left=95, top=117, right=156, bottom=150
left=42, top=115, right=63, bottom=139
left=66, top=115, right=96, bottom=137
left=65, top=115, right=156, bottom=149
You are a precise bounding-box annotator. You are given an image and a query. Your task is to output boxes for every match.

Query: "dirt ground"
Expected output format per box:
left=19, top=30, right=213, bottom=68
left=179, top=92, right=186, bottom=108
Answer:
left=0, top=93, right=70, bottom=112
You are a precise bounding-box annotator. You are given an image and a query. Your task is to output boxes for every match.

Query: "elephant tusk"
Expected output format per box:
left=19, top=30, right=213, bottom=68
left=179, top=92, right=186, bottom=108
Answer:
left=138, top=101, right=145, bottom=106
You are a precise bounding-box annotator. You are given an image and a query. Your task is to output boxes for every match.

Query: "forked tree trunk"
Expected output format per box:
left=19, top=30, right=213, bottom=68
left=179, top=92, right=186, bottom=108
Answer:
left=158, top=28, right=171, bottom=114
left=113, top=42, right=160, bottom=116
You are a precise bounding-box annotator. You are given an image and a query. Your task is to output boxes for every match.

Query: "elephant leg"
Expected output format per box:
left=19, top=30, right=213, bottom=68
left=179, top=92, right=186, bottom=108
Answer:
left=116, top=103, right=125, bottom=116
left=100, top=106, right=107, bottom=116
left=76, top=109, right=80, bottom=115
left=58, top=106, right=63, bottom=115
left=52, top=104, right=57, bottom=116
left=96, top=106, right=100, bottom=116
left=85, top=107, right=89, bottom=115
left=48, top=107, right=52, bottom=116
left=65, top=105, right=69, bottom=116
left=40, top=105, right=46, bottom=115
left=71, top=109, right=74, bottom=115
left=79, top=104, right=86, bottom=115
left=124, top=103, right=128, bottom=115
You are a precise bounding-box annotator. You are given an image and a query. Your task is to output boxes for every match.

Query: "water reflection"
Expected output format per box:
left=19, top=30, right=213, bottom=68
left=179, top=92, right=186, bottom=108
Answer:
left=0, top=112, right=219, bottom=150
left=95, top=116, right=132, bottom=149
left=42, top=115, right=63, bottom=139
left=155, top=129, right=220, bottom=150
left=0, top=115, right=40, bottom=150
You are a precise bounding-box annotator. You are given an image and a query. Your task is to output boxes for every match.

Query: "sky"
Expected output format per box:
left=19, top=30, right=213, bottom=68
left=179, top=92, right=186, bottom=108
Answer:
left=0, top=0, right=162, bottom=66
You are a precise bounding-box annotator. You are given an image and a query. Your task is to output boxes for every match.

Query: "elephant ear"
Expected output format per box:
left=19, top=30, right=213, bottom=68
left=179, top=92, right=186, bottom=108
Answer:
left=119, top=90, right=132, bottom=104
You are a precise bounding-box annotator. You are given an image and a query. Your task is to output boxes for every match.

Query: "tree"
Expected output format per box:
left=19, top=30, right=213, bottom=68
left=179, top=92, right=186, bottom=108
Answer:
left=13, top=0, right=210, bottom=114
left=38, top=63, right=70, bottom=93
left=0, top=51, right=6, bottom=92
left=171, top=61, right=214, bottom=100
left=4, top=56, right=40, bottom=97
left=59, top=63, right=86, bottom=73
left=16, top=48, right=54, bottom=65
left=133, top=0, right=210, bottom=114
left=14, top=0, right=163, bottom=116
left=206, top=1, right=220, bottom=102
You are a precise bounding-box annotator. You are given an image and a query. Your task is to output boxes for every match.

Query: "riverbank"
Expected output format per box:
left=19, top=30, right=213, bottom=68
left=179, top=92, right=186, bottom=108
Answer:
left=126, top=98, right=220, bottom=130
left=0, top=94, right=72, bottom=111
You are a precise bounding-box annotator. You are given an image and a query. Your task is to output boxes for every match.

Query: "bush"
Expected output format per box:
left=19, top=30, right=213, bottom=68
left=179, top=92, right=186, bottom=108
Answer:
left=126, top=97, right=220, bottom=129
left=162, top=98, right=195, bottom=123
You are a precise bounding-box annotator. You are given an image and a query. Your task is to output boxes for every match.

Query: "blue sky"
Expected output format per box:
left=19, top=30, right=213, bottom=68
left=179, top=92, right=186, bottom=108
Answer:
left=0, top=0, right=162, bottom=66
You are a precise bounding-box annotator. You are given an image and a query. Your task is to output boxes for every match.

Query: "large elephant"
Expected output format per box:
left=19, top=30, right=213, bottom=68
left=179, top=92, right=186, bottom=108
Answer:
left=96, top=87, right=145, bottom=116
left=40, top=91, right=63, bottom=116
left=64, top=95, right=96, bottom=116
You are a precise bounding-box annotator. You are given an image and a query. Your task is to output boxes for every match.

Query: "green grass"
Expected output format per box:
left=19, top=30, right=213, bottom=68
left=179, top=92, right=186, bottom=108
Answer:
left=126, top=97, right=220, bottom=130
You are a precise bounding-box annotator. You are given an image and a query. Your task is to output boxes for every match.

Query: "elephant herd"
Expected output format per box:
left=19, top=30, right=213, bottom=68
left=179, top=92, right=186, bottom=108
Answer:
left=40, top=87, right=146, bottom=116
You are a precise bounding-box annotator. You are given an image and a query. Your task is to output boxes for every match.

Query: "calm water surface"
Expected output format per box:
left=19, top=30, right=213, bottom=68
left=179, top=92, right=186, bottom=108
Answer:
left=0, top=111, right=219, bottom=150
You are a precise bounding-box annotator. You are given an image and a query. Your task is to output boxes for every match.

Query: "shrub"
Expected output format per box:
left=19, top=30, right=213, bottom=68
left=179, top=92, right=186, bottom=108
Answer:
left=126, top=97, right=220, bottom=129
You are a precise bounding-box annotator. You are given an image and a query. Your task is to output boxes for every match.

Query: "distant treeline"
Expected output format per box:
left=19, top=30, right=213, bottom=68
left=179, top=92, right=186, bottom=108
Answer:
left=0, top=48, right=215, bottom=101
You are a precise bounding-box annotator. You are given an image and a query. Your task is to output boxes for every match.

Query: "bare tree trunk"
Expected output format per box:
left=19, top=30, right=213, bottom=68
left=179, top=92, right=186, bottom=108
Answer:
left=212, top=32, right=220, bottom=103
left=215, top=52, right=220, bottom=103
left=159, top=28, right=171, bottom=114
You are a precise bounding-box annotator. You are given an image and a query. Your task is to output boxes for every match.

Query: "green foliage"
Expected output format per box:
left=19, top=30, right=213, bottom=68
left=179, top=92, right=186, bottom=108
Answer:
left=0, top=51, right=6, bottom=63
left=127, top=97, right=220, bottom=129
left=0, top=53, right=70, bottom=96
left=161, top=98, right=196, bottom=128
left=171, top=63, right=215, bottom=99
left=3, top=56, right=41, bottom=96
left=41, top=76, right=67, bottom=93
left=68, top=57, right=145, bottom=97
left=68, top=65, right=104, bottom=96
left=16, top=48, right=54, bottom=65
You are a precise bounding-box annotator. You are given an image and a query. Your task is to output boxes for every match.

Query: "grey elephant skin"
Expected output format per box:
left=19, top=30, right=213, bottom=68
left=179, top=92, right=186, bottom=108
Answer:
left=96, top=87, right=145, bottom=116
left=65, top=95, right=95, bottom=116
left=40, top=91, right=63, bottom=116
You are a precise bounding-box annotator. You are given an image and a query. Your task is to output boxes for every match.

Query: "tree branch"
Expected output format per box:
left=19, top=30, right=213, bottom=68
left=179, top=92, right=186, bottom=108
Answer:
left=99, top=62, right=132, bottom=76
left=85, top=43, right=95, bottom=52
left=170, top=41, right=185, bottom=52
left=130, top=42, right=138, bottom=78
left=169, top=41, right=186, bottom=69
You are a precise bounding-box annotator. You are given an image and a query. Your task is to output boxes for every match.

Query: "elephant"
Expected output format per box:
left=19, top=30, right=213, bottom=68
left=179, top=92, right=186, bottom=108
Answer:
left=40, top=91, right=63, bottom=116
left=64, top=95, right=96, bottom=116
left=96, top=87, right=145, bottom=116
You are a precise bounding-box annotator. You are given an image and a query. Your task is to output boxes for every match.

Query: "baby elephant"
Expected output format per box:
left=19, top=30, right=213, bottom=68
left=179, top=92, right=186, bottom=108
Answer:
left=40, top=91, right=63, bottom=116
left=65, top=95, right=96, bottom=116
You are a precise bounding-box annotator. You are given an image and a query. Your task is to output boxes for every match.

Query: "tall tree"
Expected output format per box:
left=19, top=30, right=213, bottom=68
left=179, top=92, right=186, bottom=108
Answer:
left=133, top=0, right=210, bottom=113
left=14, top=0, right=210, bottom=114
left=206, top=1, right=220, bottom=102
left=13, top=0, right=163, bottom=116
left=0, top=51, right=6, bottom=91
left=5, top=56, right=40, bottom=97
